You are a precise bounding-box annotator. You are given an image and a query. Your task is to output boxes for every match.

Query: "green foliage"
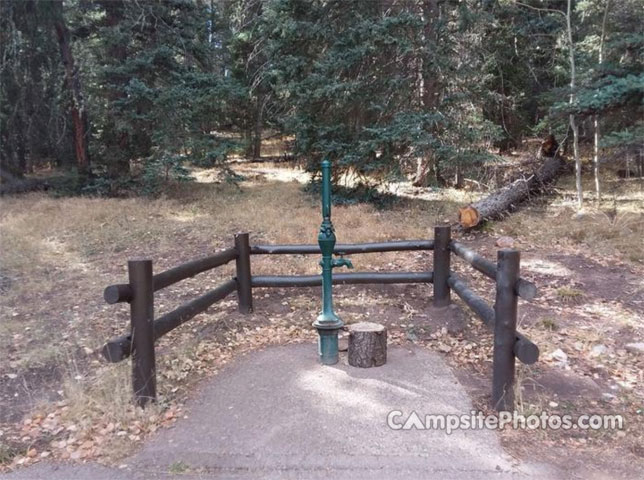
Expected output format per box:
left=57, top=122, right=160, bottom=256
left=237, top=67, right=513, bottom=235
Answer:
left=538, top=0, right=643, bottom=154
left=0, top=0, right=73, bottom=179
left=80, top=0, right=245, bottom=193
left=573, top=73, right=643, bottom=114
left=481, top=0, right=567, bottom=148
left=142, top=154, right=193, bottom=196
left=304, top=180, right=396, bottom=210
left=1, top=0, right=641, bottom=199
left=259, top=0, right=499, bottom=187
left=601, top=122, right=644, bottom=148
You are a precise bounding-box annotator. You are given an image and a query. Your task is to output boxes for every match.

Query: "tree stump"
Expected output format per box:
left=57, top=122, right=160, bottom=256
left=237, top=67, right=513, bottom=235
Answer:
left=348, top=322, right=387, bottom=368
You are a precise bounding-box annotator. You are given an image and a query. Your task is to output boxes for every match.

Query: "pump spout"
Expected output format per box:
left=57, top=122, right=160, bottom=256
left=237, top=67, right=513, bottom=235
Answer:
left=332, top=257, right=353, bottom=269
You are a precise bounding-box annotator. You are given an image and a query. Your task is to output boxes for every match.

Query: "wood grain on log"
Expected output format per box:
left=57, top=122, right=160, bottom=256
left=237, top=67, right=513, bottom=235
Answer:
left=348, top=322, right=387, bottom=368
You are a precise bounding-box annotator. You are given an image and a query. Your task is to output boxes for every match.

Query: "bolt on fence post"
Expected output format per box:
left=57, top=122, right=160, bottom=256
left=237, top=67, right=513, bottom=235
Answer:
left=492, top=249, right=520, bottom=411
left=433, top=225, right=451, bottom=307
left=235, top=233, right=253, bottom=313
left=128, top=259, right=156, bottom=407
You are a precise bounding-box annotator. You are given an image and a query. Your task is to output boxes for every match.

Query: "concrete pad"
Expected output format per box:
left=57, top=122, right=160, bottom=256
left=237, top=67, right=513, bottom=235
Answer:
left=2, top=343, right=560, bottom=479
left=129, top=343, right=557, bottom=479
left=0, top=463, right=131, bottom=480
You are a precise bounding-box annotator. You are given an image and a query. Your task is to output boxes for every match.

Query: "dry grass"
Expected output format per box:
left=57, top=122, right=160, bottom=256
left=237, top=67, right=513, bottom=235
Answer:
left=1, top=163, right=642, bottom=471
left=1, top=164, right=639, bottom=382
left=499, top=175, right=644, bottom=264
left=556, top=286, right=585, bottom=303
left=58, top=362, right=165, bottom=459
left=0, top=173, right=447, bottom=465
left=503, top=208, right=644, bottom=263
left=514, top=364, right=545, bottom=417
left=537, top=318, right=559, bottom=331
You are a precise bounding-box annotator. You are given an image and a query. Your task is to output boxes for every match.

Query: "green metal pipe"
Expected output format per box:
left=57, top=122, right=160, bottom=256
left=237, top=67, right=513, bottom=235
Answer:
left=312, top=159, right=352, bottom=365
left=322, top=160, right=331, bottom=219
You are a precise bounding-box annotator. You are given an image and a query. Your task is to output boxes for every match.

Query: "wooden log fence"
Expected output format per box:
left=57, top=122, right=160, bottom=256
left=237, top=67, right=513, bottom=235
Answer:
left=103, top=248, right=237, bottom=304
left=449, top=240, right=537, bottom=300
left=250, top=240, right=434, bottom=255
left=127, top=260, right=156, bottom=408
left=102, top=280, right=237, bottom=364
left=251, top=272, right=433, bottom=288
left=101, top=226, right=539, bottom=411
left=447, top=273, right=538, bottom=366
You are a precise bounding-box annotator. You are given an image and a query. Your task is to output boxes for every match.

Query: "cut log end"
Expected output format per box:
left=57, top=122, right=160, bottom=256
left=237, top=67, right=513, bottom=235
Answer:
left=458, top=205, right=480, bottom=229
left=348, top=322, right=387, bottom=368
left=101, top=338, right=130, bottom=363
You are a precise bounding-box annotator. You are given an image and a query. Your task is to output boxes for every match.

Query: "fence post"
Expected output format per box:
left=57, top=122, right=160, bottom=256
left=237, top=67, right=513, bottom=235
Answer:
left=433, top=225, right=451, bottom=307
left=235, top=232, right=253, bottom=313
left=492, top=249, right=520, bottom=411
left=128, top=259, right=156, bottom=407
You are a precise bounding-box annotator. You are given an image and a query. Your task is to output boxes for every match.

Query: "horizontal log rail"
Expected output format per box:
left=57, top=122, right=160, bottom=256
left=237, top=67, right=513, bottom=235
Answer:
left=447, top=273, right=539, bottom=365
left=101, top=226, right=540, bottom=411
left=103, top=279, right=237, bottom=363
left=153, top=249, right=237, bottom=291
left=449, top=240, right=537, bottom=300
left=251, top=271, right=433, bottom=288
left=250, top=240, right=433, bottom=255
left=104, top=248, right=237, bottom=304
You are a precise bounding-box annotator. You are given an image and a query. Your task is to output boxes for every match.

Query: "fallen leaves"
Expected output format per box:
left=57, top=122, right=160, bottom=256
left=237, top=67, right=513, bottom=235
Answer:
left=1, top=306, right=320, bottom=471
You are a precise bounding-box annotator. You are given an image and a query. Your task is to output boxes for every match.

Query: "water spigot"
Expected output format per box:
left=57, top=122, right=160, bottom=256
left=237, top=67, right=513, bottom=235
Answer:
left=332, top=256, right=353, bottom=269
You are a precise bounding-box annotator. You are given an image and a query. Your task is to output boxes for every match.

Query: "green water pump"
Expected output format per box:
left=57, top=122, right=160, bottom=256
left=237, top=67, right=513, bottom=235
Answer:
left=312, top=159, right=353, bottom=365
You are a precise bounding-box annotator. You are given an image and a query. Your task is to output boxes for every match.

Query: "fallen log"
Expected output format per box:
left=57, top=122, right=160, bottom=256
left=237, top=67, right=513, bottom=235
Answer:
left=458, top=155, right=565, bottom=229
left=0, top=178, right=49, bottom=195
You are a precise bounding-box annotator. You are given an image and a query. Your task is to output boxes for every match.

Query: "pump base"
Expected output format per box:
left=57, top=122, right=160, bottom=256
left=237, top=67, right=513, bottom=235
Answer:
left=316, top=328, right=341, bottom=365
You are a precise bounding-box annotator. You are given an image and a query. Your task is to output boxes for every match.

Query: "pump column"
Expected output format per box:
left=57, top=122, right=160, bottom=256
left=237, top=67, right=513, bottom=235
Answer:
left=313, top=159, right=344, bottom=365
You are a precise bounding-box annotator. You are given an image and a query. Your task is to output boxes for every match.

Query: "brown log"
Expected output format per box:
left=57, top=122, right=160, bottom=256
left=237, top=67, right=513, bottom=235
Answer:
left=347, top=322, right=387, bottom=368
left=458, top=155, right=565, bottom=229
left=251, top=272, right=433, bottom=287
left=251, top=240, right=433, bottom=255
left=102, top=279, right=237, bottom=363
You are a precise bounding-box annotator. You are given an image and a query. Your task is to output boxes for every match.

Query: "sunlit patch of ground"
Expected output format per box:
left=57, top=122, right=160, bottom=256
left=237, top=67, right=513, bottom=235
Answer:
left=521, top=258, right=574, bottom=277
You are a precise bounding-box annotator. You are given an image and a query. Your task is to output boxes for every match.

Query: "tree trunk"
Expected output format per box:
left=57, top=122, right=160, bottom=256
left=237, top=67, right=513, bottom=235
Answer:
left=593, top=115, right=600, bottom=200
left=566, top=0, right=582, bottom=210
left=412, top=0, right=441, bottom=187
left=412, top=157, right=430, bottom=187
left=53, top=1, right=90, bottom=177
left=412, top=155, right=446, bottom=187
left=102, top=0, right=130, bottom=180
left=457, top=155, right=565, bottom=229
left=252, top=96, right=263, bottom=160
left=348, top=322, right=387, bottom=368
left=593, top=0, right=610, bottom=204
left=244, top=127, right=254, bottom=159
left=455, top=164, right=464, bottom=189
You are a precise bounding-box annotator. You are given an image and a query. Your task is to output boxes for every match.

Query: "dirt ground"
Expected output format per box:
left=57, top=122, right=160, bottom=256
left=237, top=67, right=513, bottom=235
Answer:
left=0, top=161, right=642, bottom=478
